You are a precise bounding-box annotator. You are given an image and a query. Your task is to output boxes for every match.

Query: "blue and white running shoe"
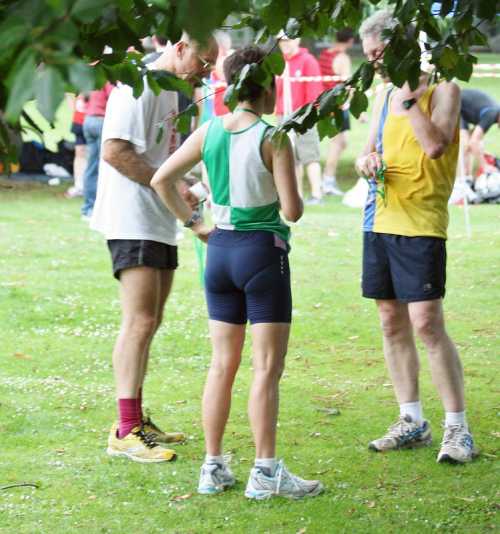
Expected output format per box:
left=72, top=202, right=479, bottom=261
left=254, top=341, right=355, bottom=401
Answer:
left=197, top=462, right=235, bottom=495
left=369, top=415, right=432, bottom=452
left=245, top=460, right=324, bottom=500
left=437, top=424, right=478, bottom=464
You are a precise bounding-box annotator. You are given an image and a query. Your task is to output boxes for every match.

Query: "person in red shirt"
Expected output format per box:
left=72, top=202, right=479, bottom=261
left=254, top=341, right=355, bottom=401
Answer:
left=81, top=82, right=114, bottom=219
left=319, top=29, right=355, bottom=196
left=275, top=36, right=324, bottom=204
left=212, top=32, right=233, bottom=116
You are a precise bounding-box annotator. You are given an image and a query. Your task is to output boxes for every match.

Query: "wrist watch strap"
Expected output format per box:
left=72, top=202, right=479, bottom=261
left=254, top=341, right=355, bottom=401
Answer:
left=403, top=97, right=417, bottom=110
left=184, top=211, right=202, bottom=228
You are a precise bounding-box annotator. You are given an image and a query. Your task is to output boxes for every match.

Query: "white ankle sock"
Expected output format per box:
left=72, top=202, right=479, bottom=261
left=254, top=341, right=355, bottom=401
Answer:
left=205, top=454, right=224, bottom=465
left=445, top=411, right=467, bottom=428
left=324, top=174, right=337, bottom=184
left=255, top=457, right=277, bottom=476
left=400, top=401, right=424, bottom=425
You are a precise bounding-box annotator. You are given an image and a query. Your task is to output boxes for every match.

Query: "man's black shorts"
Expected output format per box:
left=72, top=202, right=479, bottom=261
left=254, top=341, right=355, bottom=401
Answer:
left=107, top=239, right=178, bottom=280
left=362, top=232, right=446, bottom=302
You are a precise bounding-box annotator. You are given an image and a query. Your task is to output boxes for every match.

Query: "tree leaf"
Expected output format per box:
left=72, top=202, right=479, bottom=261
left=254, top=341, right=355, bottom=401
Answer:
left=360, top=62, right=375, bottom=91
left=455, top=55, right=474, bottom=82
left=150, top=71, right=192, bottom=97
left=35, top=66, right=65, bottom=122
left=440, top=46, right=458, bottom=69
left=316, top=116, right=338, bottom=140
left=439, top=0, right=454, bottom=17
left=68, top=62, right=95, bottom=93
left=349, top=90, right=368, bottom=119
left=223, top=84, right=238, bottom=112
left=72, top=0, right=110, bottom=23
left=5, top=50, right=36, bottom=123
left=475, top=0, right=497, bottom=20
left=263, top=52, right=285, bottom=76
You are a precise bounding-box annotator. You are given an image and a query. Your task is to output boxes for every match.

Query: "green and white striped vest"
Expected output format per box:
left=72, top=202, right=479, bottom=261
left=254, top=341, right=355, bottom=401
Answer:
left=202, top=116, right=290, bottom=242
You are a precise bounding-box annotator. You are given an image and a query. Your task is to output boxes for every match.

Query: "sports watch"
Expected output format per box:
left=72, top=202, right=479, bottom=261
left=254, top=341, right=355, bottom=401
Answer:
left=402, top=97, right=417, bottom=110
left=183, top=211, right=202, bottom=228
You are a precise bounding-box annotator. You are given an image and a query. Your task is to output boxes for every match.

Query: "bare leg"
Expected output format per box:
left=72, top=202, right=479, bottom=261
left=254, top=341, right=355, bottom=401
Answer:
left=73, top=144, right=87, bottom=192
left=138, top=269, right=175, bottom=390
left=248, top=323, right=290, bottom=458
left=377, top=300, right=420, bottom=404
left=203, top=320, right=246, bottom=456
left=112, top=267, right=161, bottom=399
left=324, top=132, right=347, bottom=178
left=305, top=161, right=323, bottom=199
left=408, top=300, right=465, bottom=412
left=460, top=129, right=472, bottom=177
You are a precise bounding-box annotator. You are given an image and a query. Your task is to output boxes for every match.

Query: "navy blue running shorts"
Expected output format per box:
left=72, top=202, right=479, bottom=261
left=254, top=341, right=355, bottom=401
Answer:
left=362, top=232, right=446, bottom=302
left=205, top=229, right=292, bottom=324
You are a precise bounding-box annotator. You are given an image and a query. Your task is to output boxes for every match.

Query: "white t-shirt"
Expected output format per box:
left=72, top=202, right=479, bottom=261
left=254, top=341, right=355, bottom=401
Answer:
left=90, top=80, right=180, bottom=245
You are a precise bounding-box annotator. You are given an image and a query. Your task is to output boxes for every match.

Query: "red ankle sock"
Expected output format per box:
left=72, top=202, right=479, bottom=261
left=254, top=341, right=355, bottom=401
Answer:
left=118, top=398, right=141, bottom=438
left=137, top=387, right=143, bottom=421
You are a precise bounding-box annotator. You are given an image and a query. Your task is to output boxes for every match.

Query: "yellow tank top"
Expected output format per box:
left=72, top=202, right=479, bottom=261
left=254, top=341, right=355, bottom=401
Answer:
left=364, top=85, right=459, bottom=239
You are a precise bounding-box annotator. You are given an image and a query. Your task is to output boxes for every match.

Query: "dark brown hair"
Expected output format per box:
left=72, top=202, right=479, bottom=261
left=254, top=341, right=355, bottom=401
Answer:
left=223, top=46, right=274, bottom=102
left=336, top=28, right=354, bottom=43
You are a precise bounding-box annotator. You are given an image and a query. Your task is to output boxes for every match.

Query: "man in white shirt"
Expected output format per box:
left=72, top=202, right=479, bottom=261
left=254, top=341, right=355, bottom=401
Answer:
left=91, top=35, right=217, bottom=463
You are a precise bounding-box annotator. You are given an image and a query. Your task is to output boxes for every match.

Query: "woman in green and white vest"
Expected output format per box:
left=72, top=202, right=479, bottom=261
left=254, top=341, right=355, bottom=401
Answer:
left=152, top=46, right=323, bottom=500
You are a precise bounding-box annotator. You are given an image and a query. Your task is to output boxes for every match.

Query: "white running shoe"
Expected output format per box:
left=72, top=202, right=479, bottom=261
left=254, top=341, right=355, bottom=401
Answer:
left=244, top=460, right=323, bottom=500
left=369, top=415, right=432, bottom=452
left=323, top=181, right=344, bottom=196
left=197, top=462, right=236, bottom=494
left=437, top=424, right=478, bottom=464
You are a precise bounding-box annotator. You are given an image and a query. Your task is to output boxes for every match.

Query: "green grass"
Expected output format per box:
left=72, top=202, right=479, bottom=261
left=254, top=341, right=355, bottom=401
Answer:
left=1, top=54, right=499, bottom=534
left=1, top=187, right=499, bottom=533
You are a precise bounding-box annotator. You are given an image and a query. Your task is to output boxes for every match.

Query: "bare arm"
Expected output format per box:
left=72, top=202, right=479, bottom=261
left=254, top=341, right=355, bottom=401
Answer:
left=468, top=125, right=487, bottom=172
left=405, top=81, right=460, bottom=159
left=263, top=133, right=303, bottom=222
left=151, top=124, right=210, bottom=239
left=332, top=53, right=351, bottom=80
left=102, top=139, right=156, bottom=186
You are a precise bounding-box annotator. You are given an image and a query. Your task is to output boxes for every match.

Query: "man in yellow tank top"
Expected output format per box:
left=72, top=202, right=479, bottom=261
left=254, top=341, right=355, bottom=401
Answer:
left=355, top=10, right=477, bottom=463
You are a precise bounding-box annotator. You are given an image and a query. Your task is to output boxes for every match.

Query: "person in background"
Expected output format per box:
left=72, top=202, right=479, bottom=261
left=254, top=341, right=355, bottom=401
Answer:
left=91, top=34, right=218, bottom=463
left=81, top=82, right=114, bottom=220
left=275, top=35, right=324, bottom=205
left=211, top=31, right=233, bottom=117
left=460, top=88, right=500, bottom=180
left=319, top=29, right=355, bottom=196
left=357, top=9, right=476, bottom=464
left=151, top=45, right=324, bottom=500
left=66, top=93, right=88, bottom=198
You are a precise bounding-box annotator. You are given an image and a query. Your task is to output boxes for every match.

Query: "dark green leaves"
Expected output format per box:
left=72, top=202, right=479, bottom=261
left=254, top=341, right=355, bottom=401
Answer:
left=0, top=0, right=497, bottom=166
left=349, top=90, right=368, bottom=119
left=35, top=66, right=65, bottom=122
left=263, top=52, right=285, bottom=77
left=455, top=54, right=476, bottom=82
left=439, top=0, right=454, bottom=17
left=223, top=84, right=238, bottom=112
left=72, top=0, right=110, bottom=23
left=5, top=50, right=36, bottom=122
left=150, top=71, right=193, bottom=98
left=69, top=62, right=96, bottom=93
left=175, top=103, right=198, bottom=135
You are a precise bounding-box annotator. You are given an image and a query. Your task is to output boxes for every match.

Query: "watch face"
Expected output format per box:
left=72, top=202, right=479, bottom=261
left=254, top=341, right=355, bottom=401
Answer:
left=403, top=98, right=416, bottom=110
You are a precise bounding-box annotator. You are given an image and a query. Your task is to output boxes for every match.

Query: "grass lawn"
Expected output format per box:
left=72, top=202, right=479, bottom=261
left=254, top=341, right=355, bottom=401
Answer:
left=1, top=55, right=499, bottom=533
